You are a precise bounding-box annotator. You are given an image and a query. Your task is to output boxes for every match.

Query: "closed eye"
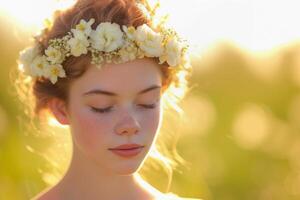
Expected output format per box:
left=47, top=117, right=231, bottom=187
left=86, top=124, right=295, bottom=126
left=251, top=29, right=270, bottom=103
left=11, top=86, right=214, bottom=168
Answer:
left=90, top=103, right=157, bottom=114
left=138, top=103, right=157, bottom=109
left=90, top=106, right=113, bottom=113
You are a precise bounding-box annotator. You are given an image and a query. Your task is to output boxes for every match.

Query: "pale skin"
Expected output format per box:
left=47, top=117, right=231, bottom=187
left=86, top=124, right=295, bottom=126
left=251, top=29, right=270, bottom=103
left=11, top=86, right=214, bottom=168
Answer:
left=33, top=58, right=199, bottom=200
left=33, top=58, right=163, bottom=200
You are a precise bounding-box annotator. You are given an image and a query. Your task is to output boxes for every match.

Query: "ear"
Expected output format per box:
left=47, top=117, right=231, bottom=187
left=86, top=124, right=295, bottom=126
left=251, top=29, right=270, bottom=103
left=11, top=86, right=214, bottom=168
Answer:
left=48, top=98, right=70, bottom=125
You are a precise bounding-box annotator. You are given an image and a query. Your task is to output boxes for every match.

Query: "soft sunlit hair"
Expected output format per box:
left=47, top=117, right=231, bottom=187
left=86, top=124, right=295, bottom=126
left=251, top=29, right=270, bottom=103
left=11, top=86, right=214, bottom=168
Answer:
left=12, top=0, right=193, bottom=192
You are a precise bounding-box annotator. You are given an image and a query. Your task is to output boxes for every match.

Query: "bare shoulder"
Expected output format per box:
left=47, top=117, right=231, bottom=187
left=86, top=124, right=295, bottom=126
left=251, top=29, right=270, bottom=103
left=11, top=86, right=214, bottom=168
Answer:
left=31, top=186, right=60, bottom=200
left=175, top=196, right=202, bottom=200
left=163, top=192, right=202, bottom=200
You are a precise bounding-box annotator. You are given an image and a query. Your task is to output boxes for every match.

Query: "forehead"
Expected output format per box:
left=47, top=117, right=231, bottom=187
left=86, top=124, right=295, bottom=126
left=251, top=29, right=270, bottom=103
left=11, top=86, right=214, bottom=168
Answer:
left=70, top=58, right=163, bottom=97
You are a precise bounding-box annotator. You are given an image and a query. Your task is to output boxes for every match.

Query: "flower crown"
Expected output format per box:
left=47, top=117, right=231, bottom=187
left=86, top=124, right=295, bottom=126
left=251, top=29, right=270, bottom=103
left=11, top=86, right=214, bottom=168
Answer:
left=18, top=18, right=189, bottom=84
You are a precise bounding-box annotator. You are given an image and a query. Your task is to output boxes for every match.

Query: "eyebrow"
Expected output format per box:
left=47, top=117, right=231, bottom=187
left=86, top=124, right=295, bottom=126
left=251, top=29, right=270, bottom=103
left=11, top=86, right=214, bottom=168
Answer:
left=82, top=85, right=161, bottom=97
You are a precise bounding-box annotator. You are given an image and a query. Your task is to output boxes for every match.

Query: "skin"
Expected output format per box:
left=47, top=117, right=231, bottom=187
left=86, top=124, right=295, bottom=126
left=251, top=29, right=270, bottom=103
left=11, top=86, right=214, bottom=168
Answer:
left=34, top=58, right=166, bottom=200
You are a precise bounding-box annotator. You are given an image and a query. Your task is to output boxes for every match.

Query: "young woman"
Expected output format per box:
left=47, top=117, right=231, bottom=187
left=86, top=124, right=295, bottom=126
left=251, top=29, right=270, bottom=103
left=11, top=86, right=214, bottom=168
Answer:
left=16, top=0, right=200, bottom=199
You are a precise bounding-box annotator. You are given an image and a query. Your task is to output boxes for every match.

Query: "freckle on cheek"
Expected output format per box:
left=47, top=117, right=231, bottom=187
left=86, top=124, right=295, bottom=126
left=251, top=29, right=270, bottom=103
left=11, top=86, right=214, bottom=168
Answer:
left=73, top=114, right=104, bottom=147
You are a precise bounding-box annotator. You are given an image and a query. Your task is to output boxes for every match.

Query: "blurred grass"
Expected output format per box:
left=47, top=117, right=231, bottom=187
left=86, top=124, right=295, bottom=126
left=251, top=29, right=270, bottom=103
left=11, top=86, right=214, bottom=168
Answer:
left=1, top=13, right=300, bottom=200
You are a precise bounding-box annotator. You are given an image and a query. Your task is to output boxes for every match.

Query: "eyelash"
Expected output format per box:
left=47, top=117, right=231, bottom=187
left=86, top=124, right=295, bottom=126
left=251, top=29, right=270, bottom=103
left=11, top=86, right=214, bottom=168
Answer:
left=90, top=103, right=157, bottom=114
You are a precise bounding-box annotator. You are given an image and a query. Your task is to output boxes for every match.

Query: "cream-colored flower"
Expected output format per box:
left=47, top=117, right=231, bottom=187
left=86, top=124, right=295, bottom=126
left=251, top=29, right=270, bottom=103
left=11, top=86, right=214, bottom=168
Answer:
left=30, top=55, right=49, bottom=77
left=44, top=64, right=66, bottom=84
left=45, top=46, right=64, bottom=64
left=90, top=22, right=124, bottom=52
left=74, top=18, right=95, bottom=36
left=18, top=45, right=40, bottom=76
left=67, top=31, right=89, bottom=57
left=19, top=18, right=188, bottom=85
left=161, top=37, right=183, bottom=67
left=122, top=25, right=136, bottom=40
left=135, top=24, right=163, bottom=57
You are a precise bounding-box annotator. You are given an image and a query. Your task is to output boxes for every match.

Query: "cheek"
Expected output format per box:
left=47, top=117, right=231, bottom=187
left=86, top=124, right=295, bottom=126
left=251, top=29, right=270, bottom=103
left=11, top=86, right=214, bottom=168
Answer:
left=69, top=105, right=113, bottom=150
left=139, top=107, right=162, bottom=136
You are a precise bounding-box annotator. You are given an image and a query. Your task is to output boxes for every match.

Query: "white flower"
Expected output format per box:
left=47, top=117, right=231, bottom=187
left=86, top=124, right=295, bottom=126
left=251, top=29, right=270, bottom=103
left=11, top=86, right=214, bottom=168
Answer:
left=74, top=18, right=95, bottom=37
left=30, top=55, right=49, bottom=77
left=18, top=45, right=40, bottom=76
left=67, top=31, right=89, bottom=57
left=161, top=37, right=183, bottom=67
left=18, top=19, right=188, bottom=85
left=90, top=22, right=124, bottom=52
left=44, top=64, right=66, bottom=84
left=135, top=24, right=163, bottom=57
left=122, top=25, right=136, bottom=40
left=45, top=46, right=64, bottom=64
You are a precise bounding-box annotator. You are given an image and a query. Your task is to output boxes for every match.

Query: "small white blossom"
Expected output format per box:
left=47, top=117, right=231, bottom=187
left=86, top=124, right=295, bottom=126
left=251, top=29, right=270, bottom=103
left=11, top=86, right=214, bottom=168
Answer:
left=74, top=18, right=95, bottom=37
left=44, top=64, right=66, bottom=84
left=30, top=55, right=49, bottom=77
left=18, top=45, right=40, bottom=76
left=67, top=31, right=89, bottom=57
left=135, top=24, right=163, bottom=57
left=45, top=46, right=64, bottom=64
left=71, top=29, right=89, bottom=40
left=122, top=25, right=136, bottom=40
left=90, top=22, right=124, bottom=52
left=161, top=37, right=183, bottom=67
left=119, top=42, right=138, bottom=62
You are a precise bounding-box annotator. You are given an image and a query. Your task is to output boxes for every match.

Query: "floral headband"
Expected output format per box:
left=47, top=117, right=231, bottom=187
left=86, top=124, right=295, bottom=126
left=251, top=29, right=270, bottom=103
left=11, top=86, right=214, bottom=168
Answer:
left=18, top=18, right=189, bottom=84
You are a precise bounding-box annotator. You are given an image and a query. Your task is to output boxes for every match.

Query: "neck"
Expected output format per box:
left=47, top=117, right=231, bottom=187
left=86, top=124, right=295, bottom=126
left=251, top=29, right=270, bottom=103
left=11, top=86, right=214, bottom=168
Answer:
left=53, top=144, right=161, bottom=200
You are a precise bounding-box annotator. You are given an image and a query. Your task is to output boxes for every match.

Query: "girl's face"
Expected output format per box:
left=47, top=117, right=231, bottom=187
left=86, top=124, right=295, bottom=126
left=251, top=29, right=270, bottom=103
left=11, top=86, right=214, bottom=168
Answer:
left=65, top=58, right=163, bottom=175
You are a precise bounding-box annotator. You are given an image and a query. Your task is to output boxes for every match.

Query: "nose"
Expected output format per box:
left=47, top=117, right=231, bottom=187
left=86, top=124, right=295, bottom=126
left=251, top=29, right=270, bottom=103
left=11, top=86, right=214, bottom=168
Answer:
left=115, top=114, right=141, bottom=136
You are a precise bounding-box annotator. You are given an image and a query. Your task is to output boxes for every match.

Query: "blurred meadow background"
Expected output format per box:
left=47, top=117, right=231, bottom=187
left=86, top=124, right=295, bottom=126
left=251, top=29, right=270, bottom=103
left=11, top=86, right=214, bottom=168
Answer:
left=1, top=0, right=300, bottom=200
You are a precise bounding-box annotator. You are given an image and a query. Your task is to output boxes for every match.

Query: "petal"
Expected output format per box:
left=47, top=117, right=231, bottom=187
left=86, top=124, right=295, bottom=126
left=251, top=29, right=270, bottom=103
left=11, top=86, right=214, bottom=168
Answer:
left=59, top=69, right=66, bottom=77
left=50, top=75, right=58, bottom=84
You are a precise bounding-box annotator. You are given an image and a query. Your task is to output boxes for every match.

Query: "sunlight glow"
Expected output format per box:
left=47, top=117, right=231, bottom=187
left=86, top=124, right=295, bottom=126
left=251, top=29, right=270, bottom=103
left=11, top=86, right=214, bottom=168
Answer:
left=1, top=0, right=300, bottom=51
left=0, top=0, right=75, bottom=30
left=156, top=0, right=300, bottom=52
left=182, top=96, right=216, bottom=136
left=48, top=116, right=68, bottom=129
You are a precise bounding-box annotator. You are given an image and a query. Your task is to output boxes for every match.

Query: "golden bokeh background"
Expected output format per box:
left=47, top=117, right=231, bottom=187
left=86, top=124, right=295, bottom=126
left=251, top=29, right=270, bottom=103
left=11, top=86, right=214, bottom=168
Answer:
left=1, top=0, right=300, bottom=199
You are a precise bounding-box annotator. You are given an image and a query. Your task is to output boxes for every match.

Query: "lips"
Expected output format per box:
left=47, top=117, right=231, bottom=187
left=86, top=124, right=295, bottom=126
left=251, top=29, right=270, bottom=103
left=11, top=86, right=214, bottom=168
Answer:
left=108, top=143, right=145, bottom=158
left=109, top=143, right=144, bottom=150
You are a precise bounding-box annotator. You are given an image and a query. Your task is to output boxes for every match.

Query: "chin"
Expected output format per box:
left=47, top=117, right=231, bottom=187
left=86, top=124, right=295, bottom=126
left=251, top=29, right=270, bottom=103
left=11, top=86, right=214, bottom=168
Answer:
left=112, top=156, right=147, bottom=175
left=113, top=164, right=142, bottom=175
